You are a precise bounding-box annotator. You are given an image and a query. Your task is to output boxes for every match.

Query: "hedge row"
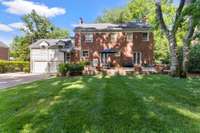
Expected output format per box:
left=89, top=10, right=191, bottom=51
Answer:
left=0, top=60, right=30, bottom=73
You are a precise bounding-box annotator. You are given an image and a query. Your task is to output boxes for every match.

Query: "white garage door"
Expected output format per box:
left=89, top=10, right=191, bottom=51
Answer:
left=32, top=62, right=48, bottom=73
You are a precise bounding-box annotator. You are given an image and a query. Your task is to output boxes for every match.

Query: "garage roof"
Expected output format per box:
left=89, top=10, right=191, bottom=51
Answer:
left=29, top=39, right=73, bottom=49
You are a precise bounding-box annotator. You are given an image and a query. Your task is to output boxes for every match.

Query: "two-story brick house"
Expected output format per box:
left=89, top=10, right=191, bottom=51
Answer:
left=73, top=22, right=154, bottom=67
left=29, top=22, right=154, bottom=73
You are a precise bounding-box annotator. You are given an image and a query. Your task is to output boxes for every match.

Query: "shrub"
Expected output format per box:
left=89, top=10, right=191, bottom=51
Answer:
left=68, top=63, right=84, bottom=74
left=79, top=61, right=90, bottom=66
left=0, top=60, right=30, bottom=73
left=23, top=65, right=30, bottom=73
left=58, top=63, right=68, bottom=76
left=189, top=44, right=200, bottom=73
left=58, top=62, right=85, bottom=76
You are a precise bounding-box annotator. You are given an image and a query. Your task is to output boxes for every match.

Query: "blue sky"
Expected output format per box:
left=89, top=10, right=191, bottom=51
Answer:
left=0, top=0, right=127, bottom=44
left=0, top=0, right=179, bottom=45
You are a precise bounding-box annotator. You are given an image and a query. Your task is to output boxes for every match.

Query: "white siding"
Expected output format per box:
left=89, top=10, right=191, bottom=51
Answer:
left=31, top=49, right=64, bottom=73
left=31, top=49, right=64, bottom=61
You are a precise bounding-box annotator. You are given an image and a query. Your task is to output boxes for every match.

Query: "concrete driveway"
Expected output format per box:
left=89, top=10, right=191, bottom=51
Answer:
left=0, top=72, right=50, bottom=89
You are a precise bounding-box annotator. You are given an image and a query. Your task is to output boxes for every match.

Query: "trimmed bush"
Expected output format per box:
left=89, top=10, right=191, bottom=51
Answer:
left=189, top=44, right=200, bottom=73
left=79, top=61, right=90, bottom=66
left=58, top=62, right=85, bottom=76
left=58, top=63, right=68, bottom=76
left=68, top=63, right=84, bottom=76
left=0, top=60, right=30, bottom=73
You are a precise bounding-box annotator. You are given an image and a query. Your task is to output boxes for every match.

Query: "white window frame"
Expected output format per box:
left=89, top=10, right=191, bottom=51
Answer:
left=133, top=52, right=142, bottom=65
left=115, top=51, right=121, bottom=57
left=127, top=33, right=133, bottom=42
left=142, top=32, right=149, bottom=41
left=66, top=53, right=71, bottom=62
left=111, top=33, right=117, bottom=42
left=82, top=50, right=89, bottom=57
left=85, top=33, right=93, bottom=43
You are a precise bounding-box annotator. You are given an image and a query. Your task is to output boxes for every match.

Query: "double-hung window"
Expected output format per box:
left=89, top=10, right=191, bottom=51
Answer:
left=82, top=50, right=89, bottom=57
left=142, top=32, right=149, bottom=41
left=85, top=33, right=93, bottom=43
left=127, top=33, right=133, bottom=42
left=111, top=33, right=117, bottom=42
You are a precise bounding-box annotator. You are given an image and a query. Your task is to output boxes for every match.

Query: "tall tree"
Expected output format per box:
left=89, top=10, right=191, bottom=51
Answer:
left=11, top=10, right=69, bottom=61
left=155, top=0, right=200, bottom=77
left=10, top=36, right=30, bottom=61
left=96, top=7, right=130, bottom=24
left=155, top=0, right=186, bottom=76
left=22, top=10, right=68, bottom=42
left=182, top=0, right=200, bottom=77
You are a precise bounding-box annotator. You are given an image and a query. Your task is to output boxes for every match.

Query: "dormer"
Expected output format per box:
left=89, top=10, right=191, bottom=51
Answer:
left=39, top=41, right=49, bottom=49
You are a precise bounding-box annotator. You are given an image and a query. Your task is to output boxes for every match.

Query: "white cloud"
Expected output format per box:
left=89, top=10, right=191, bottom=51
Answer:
left=0, top=23, right=13, bottom=32
left=9, top=22, right=25, bottom=29
left=1, top=0, right=66, bottom=17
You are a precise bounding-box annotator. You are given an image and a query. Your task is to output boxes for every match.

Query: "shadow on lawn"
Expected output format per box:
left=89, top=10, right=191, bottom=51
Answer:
left=0, top=75, right=200, bottom=133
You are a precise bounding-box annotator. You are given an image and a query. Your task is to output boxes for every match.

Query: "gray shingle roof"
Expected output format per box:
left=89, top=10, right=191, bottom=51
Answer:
left=0, top=41, right=9, bottom=48
left=74, top=22, right=151, bottom=32
left=29, top=39, right=72, bottom=49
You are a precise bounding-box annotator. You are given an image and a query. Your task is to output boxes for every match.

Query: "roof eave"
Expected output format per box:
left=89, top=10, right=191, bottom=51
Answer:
left=74, top=27, right=151, bottom=32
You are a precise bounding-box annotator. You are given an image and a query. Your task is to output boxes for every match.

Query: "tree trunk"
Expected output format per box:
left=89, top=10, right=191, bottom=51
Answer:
left=182, top=16, right=195, bottom=78
left=168, top=34, right=179, bottom=77
left=182, top=42, right=189, bottom=78
left=155, top=0, right=185, bottom=77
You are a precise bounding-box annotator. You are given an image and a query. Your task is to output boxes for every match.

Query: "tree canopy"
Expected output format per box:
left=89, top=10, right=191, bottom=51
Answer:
left=11, top=10, right=69, bottom=61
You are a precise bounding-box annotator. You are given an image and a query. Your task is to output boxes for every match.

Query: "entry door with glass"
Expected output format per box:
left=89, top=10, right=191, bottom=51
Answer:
left=133, top=52, right=142, bottom=65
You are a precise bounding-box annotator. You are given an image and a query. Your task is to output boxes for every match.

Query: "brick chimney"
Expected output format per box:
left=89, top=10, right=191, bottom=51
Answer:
left=80, top=17, right=84, bottom=24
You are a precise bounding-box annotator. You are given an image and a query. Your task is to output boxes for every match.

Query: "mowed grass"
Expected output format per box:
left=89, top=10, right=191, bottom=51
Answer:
left=0, top=75, right=200, bottom=133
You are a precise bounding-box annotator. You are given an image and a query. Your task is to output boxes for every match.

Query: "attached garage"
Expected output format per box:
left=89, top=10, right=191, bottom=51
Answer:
left=32, top=62, right=48, bottom=73
left=30, top=39, right=74, bottom=74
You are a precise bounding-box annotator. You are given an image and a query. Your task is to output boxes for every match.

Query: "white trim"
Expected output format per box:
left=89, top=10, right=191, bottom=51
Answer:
left=142, top=32, right=150, bottom=41
left=127, top=32, right=133, bottom=42
left=111, top=32, right=117, bottom=43
left=85, top=33, right=93, bottom=43
left=81, top=50, right=89, bottom=58
left=133, top=52, right=142, bottom=65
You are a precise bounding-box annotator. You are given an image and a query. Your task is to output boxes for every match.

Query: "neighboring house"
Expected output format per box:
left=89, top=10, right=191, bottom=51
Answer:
left=73, top=22, right=154, bottom=67
left=30, top=39, right=74, bottom=73
left=0, top=41, right=9, bottom=60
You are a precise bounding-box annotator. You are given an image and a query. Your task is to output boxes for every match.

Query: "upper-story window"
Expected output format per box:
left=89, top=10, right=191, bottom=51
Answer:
left=85, top=33, right=93, bottom=43
left=127, top=33, right=133, bottom=42
left=142, top=32, right=149, bottom=41
left=111, top=33, right=117, bottom=42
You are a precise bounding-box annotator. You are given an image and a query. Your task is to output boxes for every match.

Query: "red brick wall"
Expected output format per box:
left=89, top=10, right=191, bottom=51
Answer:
left=0, top=47, right=9, bottom=60
left=74, top=31, right=154, bottom=66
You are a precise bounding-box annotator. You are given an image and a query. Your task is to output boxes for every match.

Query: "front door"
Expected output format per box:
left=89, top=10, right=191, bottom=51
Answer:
left=133, top=52, right=142, bottom=65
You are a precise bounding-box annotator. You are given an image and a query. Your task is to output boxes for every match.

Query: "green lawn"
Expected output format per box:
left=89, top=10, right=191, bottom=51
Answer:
left=0, top=75, right=200, bottom=133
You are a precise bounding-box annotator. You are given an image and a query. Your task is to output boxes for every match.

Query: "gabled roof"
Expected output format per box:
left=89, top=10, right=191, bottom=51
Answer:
left=0, top=41, right=9, bottom=48
left=29, top=39, right=73, bottom=49
left=74, top=22, right=151, bottom=32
